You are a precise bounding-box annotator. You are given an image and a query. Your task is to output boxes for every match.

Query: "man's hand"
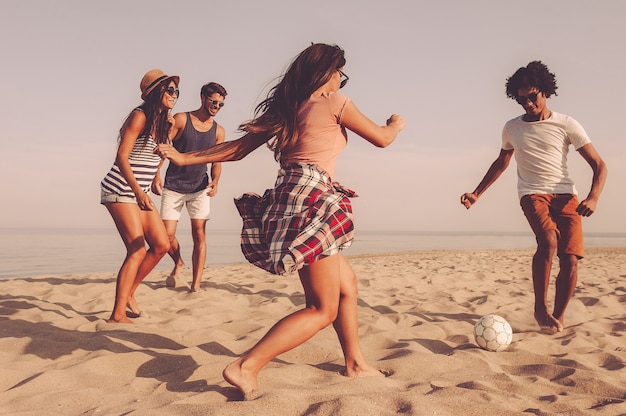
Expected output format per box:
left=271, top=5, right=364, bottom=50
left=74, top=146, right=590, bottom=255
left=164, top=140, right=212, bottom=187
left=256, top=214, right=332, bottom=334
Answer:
left=207, top=181, right=218, bottom=197
left=460, top=193, right=478, bottom=209
left=576, top=197, right=598, bottom=217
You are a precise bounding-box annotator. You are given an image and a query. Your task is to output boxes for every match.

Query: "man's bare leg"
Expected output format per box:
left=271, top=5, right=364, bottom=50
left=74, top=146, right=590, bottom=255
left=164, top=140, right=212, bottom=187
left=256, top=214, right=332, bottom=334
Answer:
left=532, top=230, right=563, bottom=334
left=552, top=254, right=578, bottom=329
left=190, top=219, right=207, bottom=292
left=164, top=219, right=185, bottom=287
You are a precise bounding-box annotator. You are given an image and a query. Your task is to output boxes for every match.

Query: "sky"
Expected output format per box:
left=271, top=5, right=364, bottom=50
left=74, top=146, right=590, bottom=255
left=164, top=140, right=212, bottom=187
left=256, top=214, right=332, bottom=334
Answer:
left=1, top=0, right=624, bottom=234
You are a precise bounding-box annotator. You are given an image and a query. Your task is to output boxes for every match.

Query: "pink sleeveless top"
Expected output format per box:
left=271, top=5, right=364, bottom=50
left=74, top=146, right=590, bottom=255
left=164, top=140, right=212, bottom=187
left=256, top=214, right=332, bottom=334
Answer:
left=281, top=91, right=349, bottom=179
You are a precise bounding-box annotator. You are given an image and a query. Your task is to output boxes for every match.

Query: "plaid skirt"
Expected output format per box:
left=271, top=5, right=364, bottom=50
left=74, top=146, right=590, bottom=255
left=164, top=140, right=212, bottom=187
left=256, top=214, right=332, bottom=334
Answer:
left=234, top=163, right=358, bottom=275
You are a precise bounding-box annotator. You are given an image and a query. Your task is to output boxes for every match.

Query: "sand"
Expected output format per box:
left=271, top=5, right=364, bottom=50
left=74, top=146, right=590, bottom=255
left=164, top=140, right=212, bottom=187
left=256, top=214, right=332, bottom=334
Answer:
left=1, top=248, right=625, bottom=416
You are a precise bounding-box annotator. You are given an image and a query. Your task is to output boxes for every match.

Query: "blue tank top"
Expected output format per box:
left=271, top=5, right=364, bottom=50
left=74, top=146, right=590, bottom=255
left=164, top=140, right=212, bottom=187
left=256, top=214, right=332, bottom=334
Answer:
left=164, top=112, right=218, bottom=193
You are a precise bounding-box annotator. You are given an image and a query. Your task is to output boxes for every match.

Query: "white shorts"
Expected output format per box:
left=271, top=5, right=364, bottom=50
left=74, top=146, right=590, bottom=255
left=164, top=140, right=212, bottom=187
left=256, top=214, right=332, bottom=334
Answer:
left=161, top=188, right=211, bottom=221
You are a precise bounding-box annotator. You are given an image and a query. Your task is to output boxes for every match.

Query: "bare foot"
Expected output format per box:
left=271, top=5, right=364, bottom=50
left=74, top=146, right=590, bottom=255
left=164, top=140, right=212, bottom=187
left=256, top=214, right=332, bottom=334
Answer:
left=126, top=296, right=142, bottom=316
left=189, top=286, right=204, bottom=293
left=223, top=358, right=258, bottom=400
left=165, top=260, right=185, bottom=287
left=555, top=315, right=566, bottom=331
left=166, top=274, right=188, bottom=288
left=106, top=315, right=134, bottom=324
left=534, top=311, right=563, bottom=334
left=165, top=274, right=177, bottom=288
left=342, top=361, right=387, bottom=378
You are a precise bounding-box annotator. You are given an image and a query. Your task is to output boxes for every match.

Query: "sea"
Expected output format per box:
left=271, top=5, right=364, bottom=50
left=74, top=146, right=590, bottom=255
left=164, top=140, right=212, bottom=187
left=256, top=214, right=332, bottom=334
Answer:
left=1, top=227, right=625, bottom=279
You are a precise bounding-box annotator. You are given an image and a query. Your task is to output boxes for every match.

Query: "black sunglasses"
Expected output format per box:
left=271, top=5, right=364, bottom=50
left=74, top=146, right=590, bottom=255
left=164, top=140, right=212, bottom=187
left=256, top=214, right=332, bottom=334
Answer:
left=165, top=86, right=179, bottom=97
left=515, top=91, right=541, bottom=105
left=338, top=70, right=349, bottom=89
left=207, top=99, right=225, bottom=108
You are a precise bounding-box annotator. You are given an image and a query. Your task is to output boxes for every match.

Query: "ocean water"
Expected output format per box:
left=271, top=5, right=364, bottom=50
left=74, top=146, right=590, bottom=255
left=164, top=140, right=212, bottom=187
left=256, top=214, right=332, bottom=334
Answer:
left=1, top=227, right=624, bottom=279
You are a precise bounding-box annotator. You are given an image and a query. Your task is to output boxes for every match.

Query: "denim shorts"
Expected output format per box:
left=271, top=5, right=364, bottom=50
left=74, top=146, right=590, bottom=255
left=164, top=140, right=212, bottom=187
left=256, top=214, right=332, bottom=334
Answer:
left=100, top=190, right=137, bottom=205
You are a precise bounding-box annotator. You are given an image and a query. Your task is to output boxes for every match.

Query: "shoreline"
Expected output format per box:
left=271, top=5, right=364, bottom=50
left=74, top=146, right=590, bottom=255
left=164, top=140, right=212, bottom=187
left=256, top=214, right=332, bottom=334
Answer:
left=1, top=248, right=625, bottom=415
left=2, top=227, right=626, bottom=279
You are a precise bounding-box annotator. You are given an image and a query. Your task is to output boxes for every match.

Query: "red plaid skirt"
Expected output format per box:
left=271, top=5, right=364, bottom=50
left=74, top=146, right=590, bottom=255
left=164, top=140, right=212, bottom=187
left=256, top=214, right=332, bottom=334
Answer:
left=234, top=163, right=358, bottom=275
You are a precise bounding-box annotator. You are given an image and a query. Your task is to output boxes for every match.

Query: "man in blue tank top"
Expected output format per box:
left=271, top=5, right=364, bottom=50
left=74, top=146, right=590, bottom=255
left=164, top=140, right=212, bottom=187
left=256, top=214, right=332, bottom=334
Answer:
left=152, top=82, right=227, bottom=292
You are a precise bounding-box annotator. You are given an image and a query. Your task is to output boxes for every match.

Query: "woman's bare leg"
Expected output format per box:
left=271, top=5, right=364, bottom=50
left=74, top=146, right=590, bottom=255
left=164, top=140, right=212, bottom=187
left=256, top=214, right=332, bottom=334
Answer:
left=332, top=254, right=384, bottom=377
left=105, top=203, right=147, bottom=323
left=223, top=254, right=342, bottom=397
left=127, top=208, right=170, bottom=313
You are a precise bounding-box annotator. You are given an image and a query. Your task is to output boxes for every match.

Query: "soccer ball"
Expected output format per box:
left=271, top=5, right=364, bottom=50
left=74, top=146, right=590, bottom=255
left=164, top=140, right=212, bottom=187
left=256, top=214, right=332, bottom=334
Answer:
left=474, top=314, right=513, bottom=352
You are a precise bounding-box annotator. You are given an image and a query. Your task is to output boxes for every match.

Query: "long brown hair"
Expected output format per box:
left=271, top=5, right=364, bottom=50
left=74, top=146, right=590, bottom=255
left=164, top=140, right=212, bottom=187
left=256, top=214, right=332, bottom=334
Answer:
left=118, top=81, right=176, bottom=146
left=240, top=43, right=346, bottom=161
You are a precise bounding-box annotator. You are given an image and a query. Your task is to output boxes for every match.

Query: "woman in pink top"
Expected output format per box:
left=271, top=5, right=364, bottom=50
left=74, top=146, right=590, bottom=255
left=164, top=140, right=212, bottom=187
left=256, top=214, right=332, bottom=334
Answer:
left=156, top=43, right=405, bottom=399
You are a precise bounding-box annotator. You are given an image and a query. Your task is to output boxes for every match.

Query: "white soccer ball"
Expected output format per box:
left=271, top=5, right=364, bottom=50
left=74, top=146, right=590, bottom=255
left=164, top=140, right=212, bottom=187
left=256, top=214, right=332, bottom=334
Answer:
left=474, top=314, right=513, bottom=352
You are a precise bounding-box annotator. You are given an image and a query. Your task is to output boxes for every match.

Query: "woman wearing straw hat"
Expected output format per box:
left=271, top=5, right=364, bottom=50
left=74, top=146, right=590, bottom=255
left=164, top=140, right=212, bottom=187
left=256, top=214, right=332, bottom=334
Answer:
left=100, top=69, right=179, bottom=323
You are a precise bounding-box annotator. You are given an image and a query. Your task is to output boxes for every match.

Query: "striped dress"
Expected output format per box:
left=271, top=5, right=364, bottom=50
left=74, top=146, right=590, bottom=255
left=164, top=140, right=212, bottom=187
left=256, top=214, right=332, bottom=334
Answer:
left=100, top=135, right=162, bottom=198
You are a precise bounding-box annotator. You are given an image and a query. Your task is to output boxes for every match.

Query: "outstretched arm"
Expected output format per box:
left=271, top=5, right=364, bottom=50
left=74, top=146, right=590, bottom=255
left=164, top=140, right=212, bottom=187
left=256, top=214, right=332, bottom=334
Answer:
left=340, top=101, right=405, bottom=147
left=155, top=131, right=269, bottom=166
left=576, top=143, right=607, bottom=216
left=460, top=148, right=514, bottom=209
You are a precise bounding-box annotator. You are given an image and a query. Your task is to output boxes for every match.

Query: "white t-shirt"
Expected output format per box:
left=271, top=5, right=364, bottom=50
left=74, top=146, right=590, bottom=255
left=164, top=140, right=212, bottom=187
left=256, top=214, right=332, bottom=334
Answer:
left=502, top=111, right=591, bottom=199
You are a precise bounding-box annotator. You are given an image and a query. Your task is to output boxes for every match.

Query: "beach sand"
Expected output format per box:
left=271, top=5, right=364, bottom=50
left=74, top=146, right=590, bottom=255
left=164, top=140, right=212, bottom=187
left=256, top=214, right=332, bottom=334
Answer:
left=1, top=248, right=625, bottom=416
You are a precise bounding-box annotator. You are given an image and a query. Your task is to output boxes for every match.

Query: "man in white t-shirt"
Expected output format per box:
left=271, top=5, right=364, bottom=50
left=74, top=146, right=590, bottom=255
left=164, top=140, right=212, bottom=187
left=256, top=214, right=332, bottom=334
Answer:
left=460, top=61, right=607, bottom=335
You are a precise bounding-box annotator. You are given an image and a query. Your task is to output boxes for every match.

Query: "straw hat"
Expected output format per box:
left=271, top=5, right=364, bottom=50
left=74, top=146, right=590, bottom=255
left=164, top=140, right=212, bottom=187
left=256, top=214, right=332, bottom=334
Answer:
left=140, top=69, right=180, bottom=100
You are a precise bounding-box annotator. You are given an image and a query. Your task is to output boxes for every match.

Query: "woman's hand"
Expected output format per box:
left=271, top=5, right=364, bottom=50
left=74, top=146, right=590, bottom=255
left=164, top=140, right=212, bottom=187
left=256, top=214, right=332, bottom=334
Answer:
left=155, top=144, right=185, bottom=165
left=151, top=172, right=163, bottom=196
left=136, top=192, right=156, bottom=211
left=386, top=114, right=406, bottom=132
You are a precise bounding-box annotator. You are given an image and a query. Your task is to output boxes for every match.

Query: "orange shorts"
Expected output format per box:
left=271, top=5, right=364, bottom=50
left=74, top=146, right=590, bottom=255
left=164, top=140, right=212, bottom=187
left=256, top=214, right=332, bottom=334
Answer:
left=520, top=194, right=584, bottom=258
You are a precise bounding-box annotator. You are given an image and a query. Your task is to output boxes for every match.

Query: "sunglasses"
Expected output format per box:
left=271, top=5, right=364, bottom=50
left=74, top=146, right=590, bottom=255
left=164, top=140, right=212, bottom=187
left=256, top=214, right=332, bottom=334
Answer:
left=338, top=70, right=349, bottom=89
left=515, top=91, right=541, bottom=105
left=165, top=86, right=180, bottom=97
left=207, top=99, right=225, bottom=108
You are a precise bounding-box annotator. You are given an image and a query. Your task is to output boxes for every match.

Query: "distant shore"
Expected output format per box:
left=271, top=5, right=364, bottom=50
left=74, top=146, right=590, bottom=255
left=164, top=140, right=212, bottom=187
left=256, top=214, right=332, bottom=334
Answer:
left=2, top=227, right=625, bottom=278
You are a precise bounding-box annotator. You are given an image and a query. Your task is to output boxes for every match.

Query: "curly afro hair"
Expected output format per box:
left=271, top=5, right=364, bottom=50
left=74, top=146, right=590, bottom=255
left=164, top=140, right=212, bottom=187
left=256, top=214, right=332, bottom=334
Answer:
left=505, top=61, right=558, bottom=100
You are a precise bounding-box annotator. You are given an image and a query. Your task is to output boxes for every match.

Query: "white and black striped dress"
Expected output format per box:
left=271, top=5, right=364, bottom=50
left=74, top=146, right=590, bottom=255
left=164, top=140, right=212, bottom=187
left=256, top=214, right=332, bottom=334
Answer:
left=100, top=135, right=161, bottom=198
